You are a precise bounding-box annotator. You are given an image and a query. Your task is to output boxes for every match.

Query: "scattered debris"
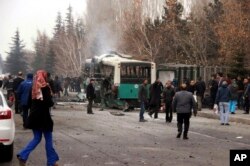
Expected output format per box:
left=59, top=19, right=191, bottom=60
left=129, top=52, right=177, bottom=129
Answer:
left=236, top=136, right=243, bottom=139
left=110, top=111, right=125, bottom=116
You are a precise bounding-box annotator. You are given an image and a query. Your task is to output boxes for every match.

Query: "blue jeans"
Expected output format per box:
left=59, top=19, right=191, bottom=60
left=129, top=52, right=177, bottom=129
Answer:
left=18, top=130, right=59, bottom=166
left=139, top=102, right=145, bottom=120
left=229, top=100, right=237, bottom=113
left=219, top=102, right=229, bottom=124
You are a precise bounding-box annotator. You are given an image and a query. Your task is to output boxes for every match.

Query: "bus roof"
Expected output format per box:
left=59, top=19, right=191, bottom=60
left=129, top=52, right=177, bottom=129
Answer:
left=99, top=54, right=153, bottom=66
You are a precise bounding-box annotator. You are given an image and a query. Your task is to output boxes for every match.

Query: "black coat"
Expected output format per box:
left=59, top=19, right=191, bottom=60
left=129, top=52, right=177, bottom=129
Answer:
left=209, top=79, right=218, bottom=97
left=163, top=87, right=175, bottom=103
left=149, top=82, right=162, bottom=107
left=195, top=81, right=206, bottom=97
left=13, top=77, right=24, bottom=92
left=27, top=86, right=54, bottom=132
left=86, top=83, right=95, bottom=100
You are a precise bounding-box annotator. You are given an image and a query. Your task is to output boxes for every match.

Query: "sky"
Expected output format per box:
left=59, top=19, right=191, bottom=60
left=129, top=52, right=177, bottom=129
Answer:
left=0, top=0, right=87, bottom=60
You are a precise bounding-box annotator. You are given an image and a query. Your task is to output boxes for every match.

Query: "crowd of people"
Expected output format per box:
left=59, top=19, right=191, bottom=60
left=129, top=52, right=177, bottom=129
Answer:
left=138, top=72, right=250, bottom=139
left=1, top=70, right=249, bottom=163
left=0, top=71, right=60, bottom=166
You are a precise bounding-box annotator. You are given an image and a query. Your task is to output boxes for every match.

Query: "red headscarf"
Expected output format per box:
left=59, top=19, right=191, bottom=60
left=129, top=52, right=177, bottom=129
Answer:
left=32, top=70, right=48, bottom=100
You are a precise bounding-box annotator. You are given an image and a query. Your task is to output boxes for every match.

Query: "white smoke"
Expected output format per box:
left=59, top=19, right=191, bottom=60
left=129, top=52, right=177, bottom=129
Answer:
left=84, top=0, right=199, bottom=57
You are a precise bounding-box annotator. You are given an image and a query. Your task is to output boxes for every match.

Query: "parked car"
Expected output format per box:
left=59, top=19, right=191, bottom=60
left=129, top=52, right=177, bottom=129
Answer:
left=0, top=90, right=15, bottom=162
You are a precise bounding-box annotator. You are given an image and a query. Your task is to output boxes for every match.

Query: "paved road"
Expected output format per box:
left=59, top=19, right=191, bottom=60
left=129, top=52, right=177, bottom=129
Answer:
left=1, top=104, right=250, bottom=166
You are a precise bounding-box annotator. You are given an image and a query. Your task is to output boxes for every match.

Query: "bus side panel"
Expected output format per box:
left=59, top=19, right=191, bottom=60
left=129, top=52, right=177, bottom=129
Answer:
left=118, top=84, right=139, bottom=99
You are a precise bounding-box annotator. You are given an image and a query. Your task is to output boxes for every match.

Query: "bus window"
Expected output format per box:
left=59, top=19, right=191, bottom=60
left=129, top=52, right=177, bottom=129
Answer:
left=120, top=63, right=151, bottom=84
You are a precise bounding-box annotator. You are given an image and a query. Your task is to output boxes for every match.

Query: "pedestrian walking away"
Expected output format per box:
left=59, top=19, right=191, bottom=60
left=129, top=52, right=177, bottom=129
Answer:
left=163, top=80, right=175, bottom=123
left=209, top=74, right=218, bottom=109
left=86, top=79, right=96, bottom=114
left=138, top=79, right=148, bottom=122
left=17, top=70, right=59, bottom=166
left=13, top=71, right=24, bottom=114
left=215, top=81, right=232, bottom=125
left=148, top=79, right=163, bottom=119
left=17, top=73, right=33, bottom=129
left=173, top=84, right=197, bottom=140
left=195, top=77, right=206, bottom=111
left=243, top=78, right=250, bottom=114
left=236, top=76, right=244, bottom=110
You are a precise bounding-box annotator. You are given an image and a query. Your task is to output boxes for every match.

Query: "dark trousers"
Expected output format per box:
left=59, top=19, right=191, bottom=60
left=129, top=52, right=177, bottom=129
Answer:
left=210, top=93, right=216, bottom=109
left=14, top=92, right=21, bottom=113
left=244, top=97, right=249, bottom=113
left=237, top=92, right=244, bottom=109
left=22, top=105, right=29, bottom=128
left=165, top=102, right=173, bottom=122
left=149, top=105, right=159, bottom=118
left=87, top=99, right=93, bottom=113
left=177, top=113, right=191, bottom=136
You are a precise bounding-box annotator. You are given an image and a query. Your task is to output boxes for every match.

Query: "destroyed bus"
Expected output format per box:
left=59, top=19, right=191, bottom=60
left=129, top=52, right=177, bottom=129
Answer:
left=84, top=52, right=156, bottom=111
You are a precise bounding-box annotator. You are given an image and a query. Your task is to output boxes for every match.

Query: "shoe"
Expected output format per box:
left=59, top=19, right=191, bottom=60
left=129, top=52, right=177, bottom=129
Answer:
left=225, top=123, right=230, bottom=126
left=87, top=112, right=94, bottom=114
left=139, top=119, right=147, bottom=122
left=176, top=133, right=181, bottom=138
left=53, top=162, right=59, bottom=166
left=183, top=136, right=189, bottom=140
left=221, top=123, right=224, bottom=125
left=231, top=112, right=235, bottom=114
left=17, top=155, right=26, bottom=166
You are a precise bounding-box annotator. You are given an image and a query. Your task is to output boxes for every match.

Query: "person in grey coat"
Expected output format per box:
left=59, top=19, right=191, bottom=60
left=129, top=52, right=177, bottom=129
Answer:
left=173, top=84, right=197, bottom=139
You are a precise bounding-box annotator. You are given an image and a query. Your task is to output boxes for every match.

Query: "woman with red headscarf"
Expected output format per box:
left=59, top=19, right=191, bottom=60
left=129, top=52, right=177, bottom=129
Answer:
left=17, top=70, right=59, bottom=166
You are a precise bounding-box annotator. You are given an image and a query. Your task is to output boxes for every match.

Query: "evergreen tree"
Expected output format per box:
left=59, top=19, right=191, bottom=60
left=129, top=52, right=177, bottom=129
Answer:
left=54, top=12, right=63, bottom=38
left=45, top=43, right=56, bottom=75
left=5, top=29, right=27, bottom=74
left=65, top=5, right=74, bottom=35
left=31, top=31, right=49, bottom=72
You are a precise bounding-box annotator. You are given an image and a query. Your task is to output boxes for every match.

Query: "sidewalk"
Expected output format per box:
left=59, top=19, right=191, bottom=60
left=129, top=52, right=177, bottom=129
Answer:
left=198, top=108, right=250, bottom=125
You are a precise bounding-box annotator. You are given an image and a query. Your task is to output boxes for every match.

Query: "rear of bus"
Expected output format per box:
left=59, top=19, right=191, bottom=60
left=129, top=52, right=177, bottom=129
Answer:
left=118, top=62, right=156, bottom=106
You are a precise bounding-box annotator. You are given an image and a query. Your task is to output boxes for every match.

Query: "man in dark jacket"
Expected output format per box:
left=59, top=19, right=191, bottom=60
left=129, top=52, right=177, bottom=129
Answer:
left=138, top=79, right=148, bottom=122
left=243, top=78, right=250, bottom=114
left=17, top=73, right=33, bottom=128
left=163, top=80, right=175, bottom=123
left=236, top=76, right=244, bottom=109
left=195, top=77, right=206, bottom=111
left=148, top=79, right=163, bottom=119
left=209, top=74, right=218, bottom=109
left=215, top=81, right=231, bottom=125
left=13, top=71, right=24, bottom=114
left=86, top=79, right=96, bottom=114
left=173, top=84, right=197, bottom=139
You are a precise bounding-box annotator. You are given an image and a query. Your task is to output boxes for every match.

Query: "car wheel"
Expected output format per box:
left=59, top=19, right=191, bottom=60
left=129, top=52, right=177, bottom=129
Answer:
left=1, top=143, right=14, bottom=162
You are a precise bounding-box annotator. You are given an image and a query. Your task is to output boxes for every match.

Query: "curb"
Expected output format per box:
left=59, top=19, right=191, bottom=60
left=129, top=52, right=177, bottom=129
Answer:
left=197, top=111, right=250, bottom=125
